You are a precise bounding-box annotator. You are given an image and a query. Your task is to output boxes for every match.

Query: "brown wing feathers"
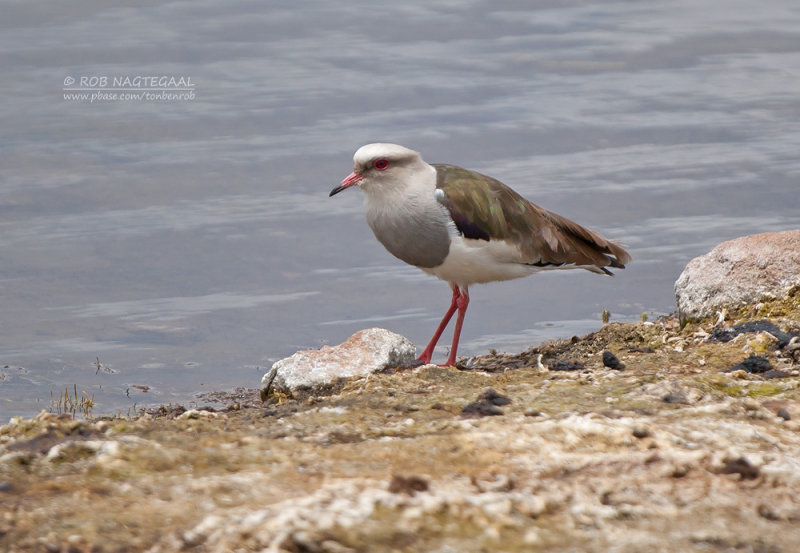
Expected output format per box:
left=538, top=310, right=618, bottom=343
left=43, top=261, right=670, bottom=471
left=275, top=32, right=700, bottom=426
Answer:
left=534, top=208, right=631, bottom=274
left=434, top=164, right=631, bottom=274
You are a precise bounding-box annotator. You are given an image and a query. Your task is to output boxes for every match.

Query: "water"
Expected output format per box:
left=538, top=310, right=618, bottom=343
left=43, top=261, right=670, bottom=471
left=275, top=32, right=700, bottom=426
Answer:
left=2, top=0, right=799, bottom=420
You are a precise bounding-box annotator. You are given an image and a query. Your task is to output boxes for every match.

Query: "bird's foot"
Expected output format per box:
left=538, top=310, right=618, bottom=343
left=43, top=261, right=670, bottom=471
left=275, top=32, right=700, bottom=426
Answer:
left=414, top=353, right=461, bottom=368
left=436, top=356, right=460, bottom=368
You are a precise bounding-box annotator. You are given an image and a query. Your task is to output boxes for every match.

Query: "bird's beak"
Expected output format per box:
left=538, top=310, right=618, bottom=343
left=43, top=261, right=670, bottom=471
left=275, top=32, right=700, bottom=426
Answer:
left=329, top=171, right=363, bottom=197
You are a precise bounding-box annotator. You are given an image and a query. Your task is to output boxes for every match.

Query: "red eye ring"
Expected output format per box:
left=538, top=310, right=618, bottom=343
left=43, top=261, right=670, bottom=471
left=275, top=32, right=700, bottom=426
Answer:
left=373, top=158, right=389, bottom=171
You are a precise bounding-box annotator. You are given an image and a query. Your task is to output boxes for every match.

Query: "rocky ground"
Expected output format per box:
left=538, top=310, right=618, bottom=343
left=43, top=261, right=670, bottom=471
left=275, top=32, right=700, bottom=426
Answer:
left=1, top=291, right=799, bottom=552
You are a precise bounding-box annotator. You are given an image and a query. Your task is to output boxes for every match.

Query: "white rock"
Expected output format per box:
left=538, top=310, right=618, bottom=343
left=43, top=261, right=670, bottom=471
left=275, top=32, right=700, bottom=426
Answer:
left=675, top=230, right=800, bottom=322
left=45, top=440, right=104, bottom=462
left=178, top=409, right=219, bottom=420
left=262, top=328, right=415, bottom=395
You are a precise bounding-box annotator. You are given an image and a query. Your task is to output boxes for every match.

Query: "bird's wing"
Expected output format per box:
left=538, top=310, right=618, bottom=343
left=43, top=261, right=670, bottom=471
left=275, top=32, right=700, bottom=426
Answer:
left=432, top=164, right=631, bottom=273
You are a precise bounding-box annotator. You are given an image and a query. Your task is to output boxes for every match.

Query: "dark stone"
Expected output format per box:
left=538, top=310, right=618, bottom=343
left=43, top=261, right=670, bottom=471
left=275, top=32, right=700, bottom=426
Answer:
left=663, top=393, right=688, bottom=404
left=632, top=426, right=651, bottom=439
left=549, top=360, right=585, bottom=371
left=602, top=351, right=625, bottom=370
left=461, top=401, right=504, bottom=417
left=761, top=369, right=790, bottom=380
left=147, top=404, right=188, bottom=418
left=388, top=474, right=429, bottom=495
left=710, top=320, right=795, bottom=348
left=628, top=347, right=655, bottom=354
left=714, top=457, right=760, bottom=480
left=777, top=408, right=791, bottom=421
left=476, top=388, right=511, bottom=406
left=461, top=388, right=511, bottom=417
left=725, top=355, right=772, bottom=374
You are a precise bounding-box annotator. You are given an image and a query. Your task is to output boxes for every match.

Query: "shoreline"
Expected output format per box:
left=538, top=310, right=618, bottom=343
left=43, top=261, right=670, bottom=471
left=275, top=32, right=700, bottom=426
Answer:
left=1, top=291, right=799, bottom=551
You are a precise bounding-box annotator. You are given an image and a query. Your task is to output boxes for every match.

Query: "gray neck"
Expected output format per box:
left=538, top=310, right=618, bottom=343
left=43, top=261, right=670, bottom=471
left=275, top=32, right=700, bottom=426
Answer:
left=363, top=170, right=451, bottom=269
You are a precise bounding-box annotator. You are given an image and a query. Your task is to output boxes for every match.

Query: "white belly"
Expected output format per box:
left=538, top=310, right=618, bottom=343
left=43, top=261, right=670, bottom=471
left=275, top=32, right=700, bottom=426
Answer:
left=422, top=236, right=541, bottom=288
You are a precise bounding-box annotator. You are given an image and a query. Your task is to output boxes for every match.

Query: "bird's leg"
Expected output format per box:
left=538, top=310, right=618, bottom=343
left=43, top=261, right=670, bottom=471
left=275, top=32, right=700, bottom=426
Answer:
left=416, top=285, right=460, bottom=365
left=442, top=287, right=469, bottom=367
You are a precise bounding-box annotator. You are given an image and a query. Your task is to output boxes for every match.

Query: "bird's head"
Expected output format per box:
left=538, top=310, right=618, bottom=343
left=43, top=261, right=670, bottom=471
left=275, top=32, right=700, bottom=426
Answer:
left=329, top=143, right=426, bottom=197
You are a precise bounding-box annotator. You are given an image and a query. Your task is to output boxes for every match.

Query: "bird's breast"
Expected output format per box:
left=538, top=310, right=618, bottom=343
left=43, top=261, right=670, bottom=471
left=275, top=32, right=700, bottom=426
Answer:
left=364, top=194, right=452, bottom=269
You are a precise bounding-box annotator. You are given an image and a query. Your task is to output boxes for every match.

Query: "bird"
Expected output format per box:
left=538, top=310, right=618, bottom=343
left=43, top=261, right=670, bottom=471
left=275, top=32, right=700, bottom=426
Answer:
left=329, top=143, right=631, bottom=367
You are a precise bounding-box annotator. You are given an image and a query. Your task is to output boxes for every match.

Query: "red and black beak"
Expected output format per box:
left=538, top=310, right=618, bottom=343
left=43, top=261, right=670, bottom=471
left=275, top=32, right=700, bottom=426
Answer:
left=329, top=171, right=364, bottom=197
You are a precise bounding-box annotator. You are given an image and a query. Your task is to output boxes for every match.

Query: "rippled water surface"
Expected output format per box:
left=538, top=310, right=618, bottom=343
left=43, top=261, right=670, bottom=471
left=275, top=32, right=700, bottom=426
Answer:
left=2, top=0, right=800, bottom=419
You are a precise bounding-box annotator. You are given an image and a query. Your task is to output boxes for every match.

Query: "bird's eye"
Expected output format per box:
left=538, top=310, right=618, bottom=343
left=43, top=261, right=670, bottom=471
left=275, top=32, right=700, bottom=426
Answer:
left=373, top=158, right=389, bottom=171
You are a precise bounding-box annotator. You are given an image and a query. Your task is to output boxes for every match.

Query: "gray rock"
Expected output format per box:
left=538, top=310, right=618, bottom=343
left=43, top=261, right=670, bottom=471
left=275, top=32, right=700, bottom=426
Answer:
left=634, top=379, right=704, bottom=405
left=262, top=328, right=415, bottom=396
left=675, top=230, right=800, bottom=323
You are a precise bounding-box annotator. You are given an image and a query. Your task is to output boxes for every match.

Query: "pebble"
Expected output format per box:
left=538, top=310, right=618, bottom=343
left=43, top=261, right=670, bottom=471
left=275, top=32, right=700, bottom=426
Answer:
left=388, top=474, right=429, bottom=495
left=549, top=360, right=585, bottom=371
left=602, top=351, right=625, bottom=370
left=461, top=388, right=511, bottom=418
left=725, top=355, right=772, bottom=374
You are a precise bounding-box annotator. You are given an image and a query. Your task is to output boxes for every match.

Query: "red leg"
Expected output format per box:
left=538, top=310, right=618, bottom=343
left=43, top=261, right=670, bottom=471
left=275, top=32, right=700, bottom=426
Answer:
left=442, top=288, right=469, bottom=367
left=416, top=286, right=460, bottom=364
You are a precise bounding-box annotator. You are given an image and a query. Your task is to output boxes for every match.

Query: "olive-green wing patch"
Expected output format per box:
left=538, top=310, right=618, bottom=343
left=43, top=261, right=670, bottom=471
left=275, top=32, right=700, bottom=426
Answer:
left=432, top=164, right=631, bottom=272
